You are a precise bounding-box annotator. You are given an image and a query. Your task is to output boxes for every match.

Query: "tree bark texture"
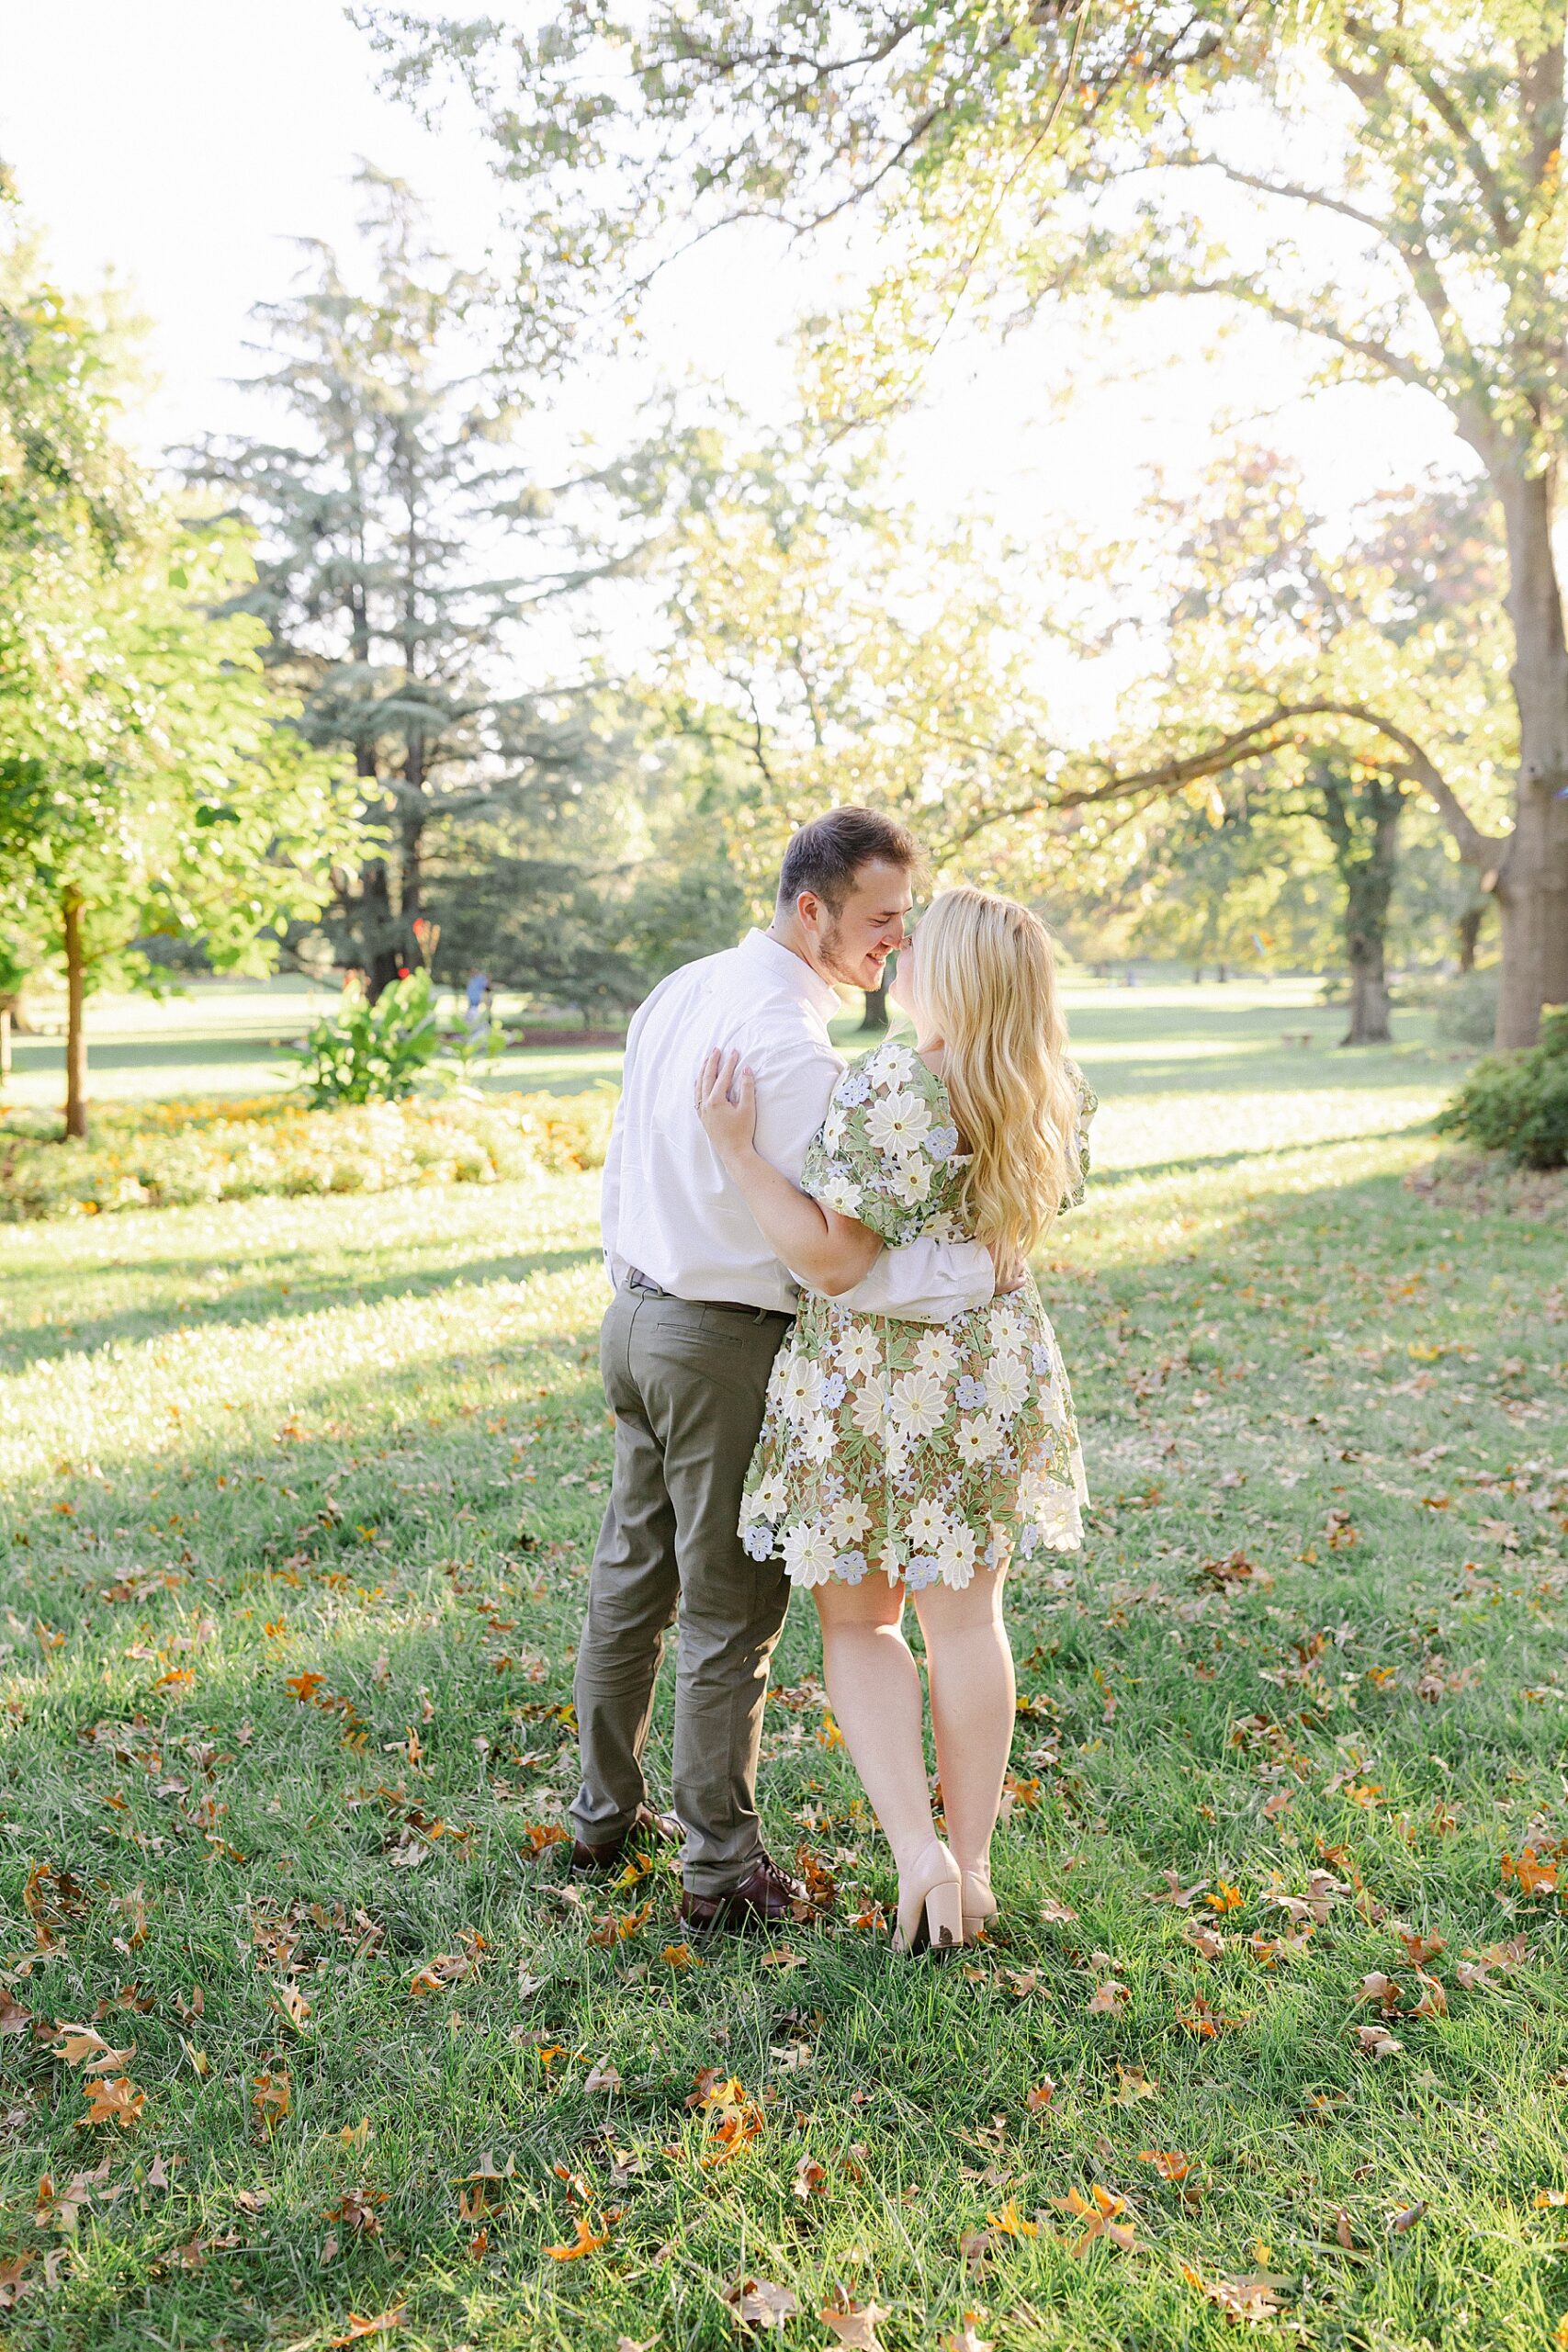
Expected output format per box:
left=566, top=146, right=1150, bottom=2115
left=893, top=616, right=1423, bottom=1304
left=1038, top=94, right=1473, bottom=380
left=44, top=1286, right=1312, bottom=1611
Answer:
left=1457, top=904, right=1484, bottom=973
left=1492, top=465, right=1568, bottom=1045
left=859, top=980, right=890, bottom=1032
left=1318, top=767, right=1399, bottom=1046
left=62, top=888, right=88, bottom=1142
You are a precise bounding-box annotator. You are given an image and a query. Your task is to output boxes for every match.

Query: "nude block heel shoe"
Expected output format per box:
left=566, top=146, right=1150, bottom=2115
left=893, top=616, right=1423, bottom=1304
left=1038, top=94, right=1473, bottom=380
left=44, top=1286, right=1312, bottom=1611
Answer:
left=961, top=1871, right=999, bottom=1945
left=894, top=1839, right=964, bottom=1956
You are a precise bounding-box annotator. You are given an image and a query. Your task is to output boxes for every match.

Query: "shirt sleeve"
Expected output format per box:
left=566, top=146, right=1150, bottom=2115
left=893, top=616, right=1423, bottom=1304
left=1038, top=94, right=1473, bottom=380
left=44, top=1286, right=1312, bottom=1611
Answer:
left=841, top=1232, right=995, bottom=1322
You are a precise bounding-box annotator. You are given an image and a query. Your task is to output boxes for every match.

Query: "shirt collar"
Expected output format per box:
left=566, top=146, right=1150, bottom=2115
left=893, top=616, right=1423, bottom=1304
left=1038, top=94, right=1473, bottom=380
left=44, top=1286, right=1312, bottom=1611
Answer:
left=739, top=927, right=841, bottom=1022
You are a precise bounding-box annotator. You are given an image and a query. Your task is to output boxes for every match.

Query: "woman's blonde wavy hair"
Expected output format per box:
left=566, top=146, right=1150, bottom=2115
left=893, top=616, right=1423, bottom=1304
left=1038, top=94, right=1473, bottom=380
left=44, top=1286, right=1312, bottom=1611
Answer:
left=913, top=885, right=1079, bottom=1263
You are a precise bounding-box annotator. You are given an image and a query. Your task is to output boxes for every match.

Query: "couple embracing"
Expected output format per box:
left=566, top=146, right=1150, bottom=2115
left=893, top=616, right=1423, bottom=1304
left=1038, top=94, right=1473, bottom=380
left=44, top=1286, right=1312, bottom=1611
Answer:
left=570, top=808, right=1092, bottom=1953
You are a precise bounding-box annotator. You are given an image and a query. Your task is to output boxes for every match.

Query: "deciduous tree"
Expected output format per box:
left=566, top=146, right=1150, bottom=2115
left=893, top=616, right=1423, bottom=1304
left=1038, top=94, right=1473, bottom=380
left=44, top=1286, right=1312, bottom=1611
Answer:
left=366, top=0, right=1568, bottom=1043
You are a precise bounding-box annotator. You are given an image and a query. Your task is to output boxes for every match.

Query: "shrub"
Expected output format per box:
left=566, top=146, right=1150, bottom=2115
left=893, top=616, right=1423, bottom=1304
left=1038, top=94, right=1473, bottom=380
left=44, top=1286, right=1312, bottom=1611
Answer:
left=0, top=1087, right=615, bottom=1222
left=1434, top=1007, right=1568, bottom=1169
left=293, top=971, right=442, bottom=1105
left=1427, top=969, right=1501, bottom=1046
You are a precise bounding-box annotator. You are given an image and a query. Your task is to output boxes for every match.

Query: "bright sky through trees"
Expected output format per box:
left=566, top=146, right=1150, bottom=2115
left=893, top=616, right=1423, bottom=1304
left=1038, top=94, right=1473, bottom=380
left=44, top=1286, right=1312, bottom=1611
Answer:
left=6, top=0, right=1468, bottom=603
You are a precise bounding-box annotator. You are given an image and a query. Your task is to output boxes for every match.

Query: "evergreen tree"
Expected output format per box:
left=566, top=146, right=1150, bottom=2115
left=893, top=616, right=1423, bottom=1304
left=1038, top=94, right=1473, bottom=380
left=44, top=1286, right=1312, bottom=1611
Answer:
left=190, top=167, right=687, bottom=998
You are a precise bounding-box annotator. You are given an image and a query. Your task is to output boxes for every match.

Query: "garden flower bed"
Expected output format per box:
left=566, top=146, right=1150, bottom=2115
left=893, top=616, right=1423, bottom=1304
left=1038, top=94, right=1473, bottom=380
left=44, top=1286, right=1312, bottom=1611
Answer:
left=0, top=1088, right=615, bottom=1221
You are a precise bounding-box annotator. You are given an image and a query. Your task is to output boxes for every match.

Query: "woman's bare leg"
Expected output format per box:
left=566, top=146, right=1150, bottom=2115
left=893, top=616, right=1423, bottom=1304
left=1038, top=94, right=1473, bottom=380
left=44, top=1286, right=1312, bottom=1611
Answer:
left=813, top=1574, right=962, bottom=1948
left=912, top=1566, right=1015, bottom=1922
left=813, top=1577, right=937, bottom=1873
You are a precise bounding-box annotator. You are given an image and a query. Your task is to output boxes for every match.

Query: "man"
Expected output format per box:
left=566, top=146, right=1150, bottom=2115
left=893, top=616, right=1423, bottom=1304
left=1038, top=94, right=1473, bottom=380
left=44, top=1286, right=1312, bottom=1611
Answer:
left=570, top=807, right=998, bottom=1930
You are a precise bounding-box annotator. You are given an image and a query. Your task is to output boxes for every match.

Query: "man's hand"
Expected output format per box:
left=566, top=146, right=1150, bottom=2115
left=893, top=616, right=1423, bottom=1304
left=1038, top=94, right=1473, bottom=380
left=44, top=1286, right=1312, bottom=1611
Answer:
left=992, top=1249, right=1029, bottom=1295
left=696, top=1046, right=758, bottom=1164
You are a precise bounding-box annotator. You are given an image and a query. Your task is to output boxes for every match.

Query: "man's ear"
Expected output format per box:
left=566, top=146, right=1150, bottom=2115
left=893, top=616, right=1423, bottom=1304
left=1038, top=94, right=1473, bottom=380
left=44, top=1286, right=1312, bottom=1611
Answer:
left=795, top=889, right=821, bottom=936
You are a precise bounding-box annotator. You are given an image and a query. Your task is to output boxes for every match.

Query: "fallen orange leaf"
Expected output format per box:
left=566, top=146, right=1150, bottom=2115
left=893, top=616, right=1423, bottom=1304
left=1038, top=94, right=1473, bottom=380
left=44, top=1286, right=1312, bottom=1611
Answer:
left=545, top=2211, right=611, bottom=2261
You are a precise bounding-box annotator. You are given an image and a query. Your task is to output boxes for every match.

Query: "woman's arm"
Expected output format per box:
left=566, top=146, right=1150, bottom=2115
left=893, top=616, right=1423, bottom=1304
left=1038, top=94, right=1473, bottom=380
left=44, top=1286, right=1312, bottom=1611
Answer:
left=697, top=1048, right=883, bottom=1297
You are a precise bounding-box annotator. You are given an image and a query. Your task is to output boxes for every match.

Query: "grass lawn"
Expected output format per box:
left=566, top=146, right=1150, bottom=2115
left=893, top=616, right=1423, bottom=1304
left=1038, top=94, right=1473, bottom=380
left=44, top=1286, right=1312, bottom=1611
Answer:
left=2, top=997, right=1565, bottom=2351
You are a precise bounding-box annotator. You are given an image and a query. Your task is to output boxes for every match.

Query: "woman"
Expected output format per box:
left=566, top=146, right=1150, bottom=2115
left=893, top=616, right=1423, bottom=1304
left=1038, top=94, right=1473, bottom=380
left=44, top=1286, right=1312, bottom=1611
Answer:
left=696, top=884, right=1092, bottom=1954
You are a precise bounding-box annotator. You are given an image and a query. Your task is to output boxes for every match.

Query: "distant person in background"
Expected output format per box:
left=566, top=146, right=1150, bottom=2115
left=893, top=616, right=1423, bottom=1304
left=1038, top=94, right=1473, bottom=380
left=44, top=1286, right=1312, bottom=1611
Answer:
left=570, top=808, right=998, bottom=1936
left=464, top=970, right=491, bottom=1031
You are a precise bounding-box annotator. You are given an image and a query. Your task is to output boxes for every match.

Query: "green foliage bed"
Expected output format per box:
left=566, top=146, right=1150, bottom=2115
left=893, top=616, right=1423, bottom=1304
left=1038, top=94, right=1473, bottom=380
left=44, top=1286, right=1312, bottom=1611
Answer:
left=0, top=1090, right=614, bottom=1223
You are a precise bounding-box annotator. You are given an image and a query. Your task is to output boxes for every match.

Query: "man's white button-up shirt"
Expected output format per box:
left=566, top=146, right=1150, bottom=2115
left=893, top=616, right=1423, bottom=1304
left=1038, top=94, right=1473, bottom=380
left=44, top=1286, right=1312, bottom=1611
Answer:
left=600, top=928, right=994, bottom=1320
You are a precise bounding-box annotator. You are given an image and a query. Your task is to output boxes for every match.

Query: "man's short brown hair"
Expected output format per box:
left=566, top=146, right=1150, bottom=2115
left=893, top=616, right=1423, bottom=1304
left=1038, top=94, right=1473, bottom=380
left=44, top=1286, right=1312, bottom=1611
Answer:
left=776, top=806, right=923, bottom=917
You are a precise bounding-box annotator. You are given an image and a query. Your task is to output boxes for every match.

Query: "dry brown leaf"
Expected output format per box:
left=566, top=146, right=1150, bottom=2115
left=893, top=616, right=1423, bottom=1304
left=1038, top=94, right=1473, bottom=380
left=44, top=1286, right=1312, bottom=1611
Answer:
left=818, top=2299, right=890, bottom=2350
left=1182, top=2263, right=1285, bottom=2322
left=1112, top=2065, right=1159, bottom=2105
left=81, top=2075, right=144, bottom=2129
left=1056, top=2183, right=1138, bottom=2256
left=328, top=2308, right=405, bottom=2346
left=0, top=2252, right=34, bottom=2310
left=1147, top=1871, right=1207, bottom=1906
left=546, top=2211, right=611, bottom=2260
left=1025, top=2079, right=1056, bottom=2113
left=583, top=2061, right=623, bottom=2094
left=1137, top=2149, right=1192, bottom=2181
left=1183, top=1920, right=1226, bottom=1961
left=942, top=2325, right=996, bottom=2352
left=792, top=2155, right=829, bottom=2200
left=1353, top=2023, right=1404, bottom=2060
left=1089, top=1979, right=1131, bottom=2014
left=1389, top=2201, right=1428, bottom=2233
left=252, top=2069, right=291, bottom=2130
left=720, top=2276, right=798, bottom=2331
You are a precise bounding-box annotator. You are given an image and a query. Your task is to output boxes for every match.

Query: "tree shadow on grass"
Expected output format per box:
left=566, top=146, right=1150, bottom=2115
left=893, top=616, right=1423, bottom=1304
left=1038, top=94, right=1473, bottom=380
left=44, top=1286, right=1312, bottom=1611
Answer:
left=1087, top=1123, right=1436, bottom=1190
left=0, top=1241, right=602, bottom=1375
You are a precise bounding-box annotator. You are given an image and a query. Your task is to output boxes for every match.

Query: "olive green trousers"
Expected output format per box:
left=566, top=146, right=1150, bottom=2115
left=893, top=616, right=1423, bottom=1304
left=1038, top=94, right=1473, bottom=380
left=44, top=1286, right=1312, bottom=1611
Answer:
left=570, top=1285, right=793, bottom=1895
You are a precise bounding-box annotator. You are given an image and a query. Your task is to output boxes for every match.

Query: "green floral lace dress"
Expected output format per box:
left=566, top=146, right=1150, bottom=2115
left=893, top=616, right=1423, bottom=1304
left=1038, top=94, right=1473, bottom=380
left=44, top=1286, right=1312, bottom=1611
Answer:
left=739, top=1038, right=1092, bottom=1590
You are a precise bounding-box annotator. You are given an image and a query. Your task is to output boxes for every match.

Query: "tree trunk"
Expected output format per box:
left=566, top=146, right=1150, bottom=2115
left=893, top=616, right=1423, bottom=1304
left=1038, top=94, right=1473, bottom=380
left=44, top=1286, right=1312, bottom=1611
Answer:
left=1319, top=766, right=1399, bottom=1045
left=1493, top=464, right=1568, bottom=1044
left=62, top=888, right=88, bottom=1142
left=1457, top=904, right=1484, bottom=973
left=1343, top=932, right=1393, bottom=1045
left=859, top=979, right=890, bottom=1032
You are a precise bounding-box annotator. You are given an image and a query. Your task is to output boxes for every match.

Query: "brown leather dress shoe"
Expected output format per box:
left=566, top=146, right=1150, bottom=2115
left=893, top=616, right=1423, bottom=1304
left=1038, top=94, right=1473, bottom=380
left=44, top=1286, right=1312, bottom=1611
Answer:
left=678, top=1851, right=810, bottom=1935
left=570, top=1804, right=682, bottom=1876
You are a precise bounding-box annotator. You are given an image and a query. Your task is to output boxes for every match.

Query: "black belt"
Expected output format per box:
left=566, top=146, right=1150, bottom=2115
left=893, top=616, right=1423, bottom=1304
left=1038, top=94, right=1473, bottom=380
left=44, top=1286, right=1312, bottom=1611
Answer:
left=625, top=1267, right=791, bottom=1322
